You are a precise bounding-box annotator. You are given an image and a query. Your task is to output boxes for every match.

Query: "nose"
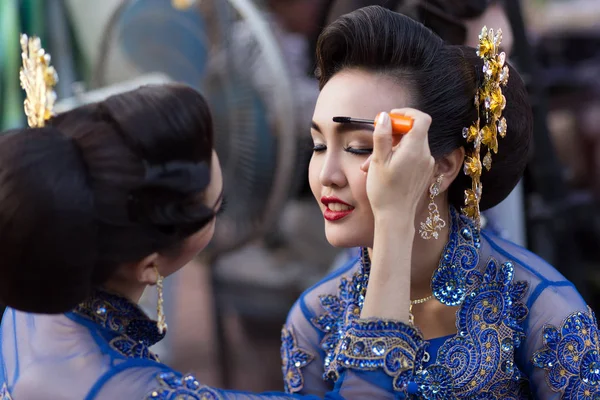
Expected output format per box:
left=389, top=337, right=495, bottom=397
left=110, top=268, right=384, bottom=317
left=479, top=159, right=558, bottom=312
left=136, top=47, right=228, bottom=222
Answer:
left=319, top=152, right=347, bottom=188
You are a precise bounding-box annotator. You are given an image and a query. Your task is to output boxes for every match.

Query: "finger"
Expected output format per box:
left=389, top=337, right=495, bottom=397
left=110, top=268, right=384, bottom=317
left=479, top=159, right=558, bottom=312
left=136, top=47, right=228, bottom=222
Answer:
left=372, top=112, right=393, bottom=163
left=389, top=108, right=432, bottom=140
left=388, top=109, right=432, bottom=152
left=360, top=155, right=371, bottom=172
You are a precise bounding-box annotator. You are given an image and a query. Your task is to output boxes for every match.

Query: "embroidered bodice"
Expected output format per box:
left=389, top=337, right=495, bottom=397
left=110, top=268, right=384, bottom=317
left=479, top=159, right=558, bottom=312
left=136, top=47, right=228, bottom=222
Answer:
left=282, top=208, right=600, bottom=399
left=0, top=290, right=425, bottom=399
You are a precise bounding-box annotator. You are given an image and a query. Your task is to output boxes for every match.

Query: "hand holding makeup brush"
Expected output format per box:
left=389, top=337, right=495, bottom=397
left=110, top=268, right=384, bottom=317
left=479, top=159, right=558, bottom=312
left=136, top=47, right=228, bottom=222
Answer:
left=361, top=108, right=435, bottom=218
left=360, top=108, right=434, bottom=323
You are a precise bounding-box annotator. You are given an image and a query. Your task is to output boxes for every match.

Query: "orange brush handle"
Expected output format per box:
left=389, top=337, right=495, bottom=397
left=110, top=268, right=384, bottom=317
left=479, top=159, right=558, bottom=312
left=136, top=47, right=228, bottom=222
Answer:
left=374, top=112, right=413, bottom=134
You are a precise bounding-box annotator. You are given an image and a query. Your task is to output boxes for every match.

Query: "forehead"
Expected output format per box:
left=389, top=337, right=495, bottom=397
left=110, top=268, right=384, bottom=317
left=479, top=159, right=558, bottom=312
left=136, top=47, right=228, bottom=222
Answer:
left=313, top=70, right=413, bottom=127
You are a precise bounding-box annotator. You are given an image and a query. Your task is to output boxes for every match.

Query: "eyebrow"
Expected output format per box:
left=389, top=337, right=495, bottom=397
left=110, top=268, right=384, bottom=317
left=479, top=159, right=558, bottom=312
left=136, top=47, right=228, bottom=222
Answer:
left=311, top=120, right=374, bottom=134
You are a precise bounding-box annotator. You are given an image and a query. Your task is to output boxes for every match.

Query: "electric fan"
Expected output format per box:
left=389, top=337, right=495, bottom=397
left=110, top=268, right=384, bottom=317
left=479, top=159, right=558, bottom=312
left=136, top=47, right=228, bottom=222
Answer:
left=93, top=0, right=300, bottom=258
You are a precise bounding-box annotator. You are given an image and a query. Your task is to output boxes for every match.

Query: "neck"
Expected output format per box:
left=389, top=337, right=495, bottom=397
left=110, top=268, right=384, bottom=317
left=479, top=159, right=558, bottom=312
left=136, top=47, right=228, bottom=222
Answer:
left=410, top=222, right=449, bottom=300
left=102, top=280, right=147, bottom=304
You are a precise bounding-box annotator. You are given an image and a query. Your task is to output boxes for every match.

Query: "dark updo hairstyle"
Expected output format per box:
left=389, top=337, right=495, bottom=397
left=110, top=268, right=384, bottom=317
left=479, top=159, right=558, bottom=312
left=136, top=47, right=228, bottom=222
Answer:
left=316, top=6, right=532, bottom=211
left=0, top=84, right=216, bottom=313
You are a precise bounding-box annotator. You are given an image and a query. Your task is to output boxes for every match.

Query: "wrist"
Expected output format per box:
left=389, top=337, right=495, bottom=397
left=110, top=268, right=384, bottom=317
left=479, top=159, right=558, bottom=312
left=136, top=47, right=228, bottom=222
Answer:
left=374, top=211, right=416, bottom=234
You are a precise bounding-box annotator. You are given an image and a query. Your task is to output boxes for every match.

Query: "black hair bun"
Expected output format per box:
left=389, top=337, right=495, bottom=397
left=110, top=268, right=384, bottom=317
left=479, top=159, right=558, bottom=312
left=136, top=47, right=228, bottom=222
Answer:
left=448, top=46, right=532, bottom=212
left=0, top=127, right=98, bottom=313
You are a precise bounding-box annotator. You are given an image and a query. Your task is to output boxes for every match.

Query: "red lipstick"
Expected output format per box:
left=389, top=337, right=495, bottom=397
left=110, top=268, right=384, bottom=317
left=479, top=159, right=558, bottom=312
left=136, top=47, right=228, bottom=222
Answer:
left=321, top=196, right=355, bottom=221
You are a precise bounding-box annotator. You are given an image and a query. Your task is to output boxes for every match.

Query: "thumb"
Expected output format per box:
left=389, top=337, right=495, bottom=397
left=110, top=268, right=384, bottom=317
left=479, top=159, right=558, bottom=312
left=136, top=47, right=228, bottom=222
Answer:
left=372, top=112, right=392, bottom=164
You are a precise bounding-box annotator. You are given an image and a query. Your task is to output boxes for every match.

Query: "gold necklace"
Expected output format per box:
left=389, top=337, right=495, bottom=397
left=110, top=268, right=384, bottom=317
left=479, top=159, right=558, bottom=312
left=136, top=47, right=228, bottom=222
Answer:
left=408, top=294, right=435, bottom=325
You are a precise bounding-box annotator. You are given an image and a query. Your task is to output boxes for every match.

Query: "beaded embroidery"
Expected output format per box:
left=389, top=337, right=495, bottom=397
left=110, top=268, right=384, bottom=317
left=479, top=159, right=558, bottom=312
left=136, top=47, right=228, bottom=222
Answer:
left=532, top=307, right=600, bottom=398
left=146, top=372, right=223, bottom=400
left=314, top=207, right=533, bottom=398
left=69, top=290, right=165, bottom=361
left=431, top=208, right=481, bottom=307
left=281, top=326, right=314, bottom=393
left=333, top=319, right=427, bottom=392
left=312, top=252, right=370, bottom=375
left=426, top=258, right=530, bottom=398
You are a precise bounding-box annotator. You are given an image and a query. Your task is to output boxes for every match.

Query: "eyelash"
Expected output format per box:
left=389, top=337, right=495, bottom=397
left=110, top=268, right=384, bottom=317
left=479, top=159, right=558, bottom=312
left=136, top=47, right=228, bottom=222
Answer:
left=216, top=197, right=228, bottom=216
left=312, top=145, right=373, bottom=156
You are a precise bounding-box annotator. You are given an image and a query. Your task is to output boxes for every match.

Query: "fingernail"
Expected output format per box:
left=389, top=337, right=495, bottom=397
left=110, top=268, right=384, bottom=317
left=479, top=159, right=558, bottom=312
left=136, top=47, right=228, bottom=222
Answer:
left=378, top=112, right=390, bottom=126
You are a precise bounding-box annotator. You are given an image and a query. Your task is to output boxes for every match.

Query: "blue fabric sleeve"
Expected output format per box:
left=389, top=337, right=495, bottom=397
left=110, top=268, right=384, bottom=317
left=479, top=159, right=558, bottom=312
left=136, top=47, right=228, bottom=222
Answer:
left=522, top=284, right=600, bottom=399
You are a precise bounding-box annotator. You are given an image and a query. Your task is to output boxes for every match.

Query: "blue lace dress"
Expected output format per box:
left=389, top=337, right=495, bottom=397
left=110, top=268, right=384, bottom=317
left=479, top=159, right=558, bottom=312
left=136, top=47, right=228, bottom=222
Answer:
left=281, top=208, right=600, bottom=399
left=1, top=292, right=430, bottom=399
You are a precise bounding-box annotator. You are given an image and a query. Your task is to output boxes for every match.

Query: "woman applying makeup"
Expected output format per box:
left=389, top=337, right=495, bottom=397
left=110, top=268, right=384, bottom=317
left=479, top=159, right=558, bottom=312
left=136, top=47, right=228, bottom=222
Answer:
left=282, top=6, right=599, bottom=399
left=0, top=38, right=434, bottom=399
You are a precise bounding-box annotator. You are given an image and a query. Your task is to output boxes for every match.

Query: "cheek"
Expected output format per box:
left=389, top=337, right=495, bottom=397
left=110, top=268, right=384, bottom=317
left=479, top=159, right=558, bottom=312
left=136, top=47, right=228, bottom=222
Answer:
left=308, top=155, right=322, bottom=200
left=185, top=221, right=215, bottom=255
left=349, top=164, right=369, bottom=204
left=164, top=220, right=216, bottom=276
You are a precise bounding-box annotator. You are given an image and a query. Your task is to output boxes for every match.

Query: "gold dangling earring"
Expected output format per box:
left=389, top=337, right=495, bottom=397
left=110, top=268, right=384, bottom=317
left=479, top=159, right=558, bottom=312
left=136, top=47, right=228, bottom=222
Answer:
left=419, top=175, right=446, bottom=240
left=154, top=265, right=168, bottom=334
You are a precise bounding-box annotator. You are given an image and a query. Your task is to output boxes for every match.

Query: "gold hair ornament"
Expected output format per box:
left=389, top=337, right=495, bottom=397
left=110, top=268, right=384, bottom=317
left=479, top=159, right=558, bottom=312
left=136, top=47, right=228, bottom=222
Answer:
left=461, top=27, right=509, bottom=224
left=171, top=0, right=197, bottom=10
left=19, top=34, right=58, bottom=128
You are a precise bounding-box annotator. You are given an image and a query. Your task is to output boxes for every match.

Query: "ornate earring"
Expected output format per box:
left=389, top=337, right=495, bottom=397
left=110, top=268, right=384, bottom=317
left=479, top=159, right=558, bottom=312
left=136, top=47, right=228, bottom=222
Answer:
left=419, top=175, right=446, bottom=240
left=154, top=265, right=168, bottom=334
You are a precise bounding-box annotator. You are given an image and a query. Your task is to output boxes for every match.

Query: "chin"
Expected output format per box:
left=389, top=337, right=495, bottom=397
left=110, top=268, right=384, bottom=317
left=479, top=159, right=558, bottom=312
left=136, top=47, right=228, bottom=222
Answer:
left=324, top=223, right=372, bottom=249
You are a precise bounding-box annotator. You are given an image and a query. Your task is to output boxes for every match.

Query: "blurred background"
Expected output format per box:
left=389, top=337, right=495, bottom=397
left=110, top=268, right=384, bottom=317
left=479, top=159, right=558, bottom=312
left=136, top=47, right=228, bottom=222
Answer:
left=1, top=0, right=599, bottom=392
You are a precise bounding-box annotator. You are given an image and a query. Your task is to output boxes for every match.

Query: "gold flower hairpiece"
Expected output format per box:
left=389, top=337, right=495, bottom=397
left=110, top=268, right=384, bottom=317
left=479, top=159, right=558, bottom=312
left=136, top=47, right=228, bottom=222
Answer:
left=19, top=34, right=58, bottom=128
left=461, top=26, right=509, bottom=224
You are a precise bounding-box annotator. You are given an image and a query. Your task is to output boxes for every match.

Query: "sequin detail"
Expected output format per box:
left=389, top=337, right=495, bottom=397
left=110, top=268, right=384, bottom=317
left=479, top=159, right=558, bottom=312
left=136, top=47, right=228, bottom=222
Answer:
left=431, top=208, right=481, bottom=307
left=532, top=307, right=600, bottom=398
left=69, top=290, right=165, bottom=361
left=146, top=372, right=222, bottom=399
left=0, top=383, right=13, bottom=400
left=317, top=207, right=533, bottom=398
left=312, top=251, right=370, bottom=376
left=281, top=326, right=314, bottom=393
left=428, top=258, right=530, bottom=398
left=332, top=319, right=426, bottom=392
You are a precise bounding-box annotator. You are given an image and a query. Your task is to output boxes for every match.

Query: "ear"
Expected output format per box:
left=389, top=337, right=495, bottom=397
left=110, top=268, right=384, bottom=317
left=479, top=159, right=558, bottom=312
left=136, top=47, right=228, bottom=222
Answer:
left=435, top=147, right=465, bottom=193
left=134, top=253, right=160, bottom=286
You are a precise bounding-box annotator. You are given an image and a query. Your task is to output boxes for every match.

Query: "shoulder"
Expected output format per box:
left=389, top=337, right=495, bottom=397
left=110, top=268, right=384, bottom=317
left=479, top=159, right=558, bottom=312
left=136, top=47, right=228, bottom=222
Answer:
left=480, top=230, right=583, bottom=307
left=480, top=230, right=591, bottom=352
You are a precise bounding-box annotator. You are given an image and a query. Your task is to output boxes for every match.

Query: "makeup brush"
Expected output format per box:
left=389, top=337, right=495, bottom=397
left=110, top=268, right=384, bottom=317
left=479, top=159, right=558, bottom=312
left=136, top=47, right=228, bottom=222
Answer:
left=333, top=113, right=413, bottom=134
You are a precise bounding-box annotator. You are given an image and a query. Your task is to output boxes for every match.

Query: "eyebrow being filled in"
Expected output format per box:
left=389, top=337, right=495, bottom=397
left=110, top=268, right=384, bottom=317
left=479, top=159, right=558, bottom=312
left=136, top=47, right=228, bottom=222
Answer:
left=311, top=120, right=375, bottom=135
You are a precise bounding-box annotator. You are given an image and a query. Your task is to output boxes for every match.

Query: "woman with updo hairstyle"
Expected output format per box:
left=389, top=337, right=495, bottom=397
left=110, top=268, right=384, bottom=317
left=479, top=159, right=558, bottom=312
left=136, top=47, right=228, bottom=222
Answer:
left=0, top=80, right=435, bottom=398
left=281, top=5, right=600, bottom=399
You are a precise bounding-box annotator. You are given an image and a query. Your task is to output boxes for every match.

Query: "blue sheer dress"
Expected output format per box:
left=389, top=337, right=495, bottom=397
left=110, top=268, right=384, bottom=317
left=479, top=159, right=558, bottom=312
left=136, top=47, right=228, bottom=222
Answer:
left=282, top=208, right=600, bottom=399
left=0, top=290, right=421, bottom=399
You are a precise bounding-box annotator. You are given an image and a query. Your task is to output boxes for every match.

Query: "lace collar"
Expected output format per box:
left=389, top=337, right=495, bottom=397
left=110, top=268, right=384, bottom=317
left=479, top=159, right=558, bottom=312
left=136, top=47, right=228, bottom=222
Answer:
left=67, top=290, right=165, bottom=360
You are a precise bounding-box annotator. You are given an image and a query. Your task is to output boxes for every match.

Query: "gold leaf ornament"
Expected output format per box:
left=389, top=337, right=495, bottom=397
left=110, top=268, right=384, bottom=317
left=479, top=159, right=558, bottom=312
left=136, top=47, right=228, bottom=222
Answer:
left=19, top=34, right=58, bottom=128
left=460, top=26, right=510, bottom=225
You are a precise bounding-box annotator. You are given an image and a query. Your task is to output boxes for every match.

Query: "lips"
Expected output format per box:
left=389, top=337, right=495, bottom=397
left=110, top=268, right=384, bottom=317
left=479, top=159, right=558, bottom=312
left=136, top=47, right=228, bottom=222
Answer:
left=321, top=196, right=355, bottom=221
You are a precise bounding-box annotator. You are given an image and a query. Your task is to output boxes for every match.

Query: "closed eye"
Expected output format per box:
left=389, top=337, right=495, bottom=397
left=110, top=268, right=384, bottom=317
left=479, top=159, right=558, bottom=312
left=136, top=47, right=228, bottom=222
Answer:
left=344, top=147, right=372, bottom=155
left=216, top=196, right=228, bottom=215
left=313, top=144, right=326, bottom=153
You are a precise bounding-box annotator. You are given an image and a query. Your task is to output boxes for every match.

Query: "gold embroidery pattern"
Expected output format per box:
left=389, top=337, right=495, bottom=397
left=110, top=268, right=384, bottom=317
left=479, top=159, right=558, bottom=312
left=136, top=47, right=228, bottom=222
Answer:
left=69, top=290, right=164, bottom=362
left=281, top=326, right=314, bottom=393
left=319, top=212, right=532, bottom=398
left=431, top=258, right=530, bottom=398
left=333, top=319, right=425, bottom=392
left=532, top=306, right=600, bottom=398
